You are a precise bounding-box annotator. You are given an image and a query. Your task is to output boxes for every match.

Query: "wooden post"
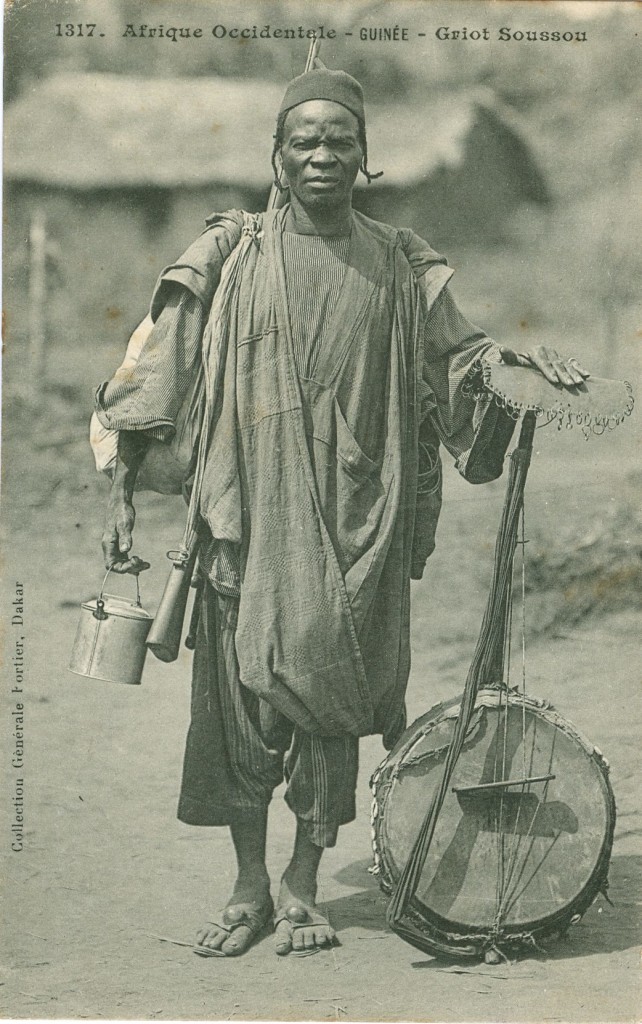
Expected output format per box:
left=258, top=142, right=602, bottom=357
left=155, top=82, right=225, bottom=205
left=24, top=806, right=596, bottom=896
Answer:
left=28, top=208, right=48, bottom=409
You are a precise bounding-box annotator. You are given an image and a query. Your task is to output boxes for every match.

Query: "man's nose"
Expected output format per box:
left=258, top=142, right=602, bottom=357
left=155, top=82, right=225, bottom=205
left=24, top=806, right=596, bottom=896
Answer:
left=310, top=145, right=337, bottom=166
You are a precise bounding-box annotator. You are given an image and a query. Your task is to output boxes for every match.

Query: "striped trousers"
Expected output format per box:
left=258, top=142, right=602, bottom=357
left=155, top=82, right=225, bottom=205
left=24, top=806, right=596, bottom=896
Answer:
left=177, top=585, right=360, bottom=848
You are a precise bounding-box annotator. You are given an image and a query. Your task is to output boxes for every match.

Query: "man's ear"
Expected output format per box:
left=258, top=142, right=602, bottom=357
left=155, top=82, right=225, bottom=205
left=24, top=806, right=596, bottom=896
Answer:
left=275, top=152, right=288, bottom=190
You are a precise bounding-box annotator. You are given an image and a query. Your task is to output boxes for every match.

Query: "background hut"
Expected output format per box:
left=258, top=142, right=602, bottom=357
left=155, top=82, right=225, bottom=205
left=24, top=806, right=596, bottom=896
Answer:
left=4, top=71, right=549, bottom=382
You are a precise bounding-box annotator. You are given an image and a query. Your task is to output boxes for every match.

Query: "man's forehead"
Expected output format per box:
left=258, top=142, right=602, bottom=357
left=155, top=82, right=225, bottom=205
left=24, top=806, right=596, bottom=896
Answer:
left=284, top=100, right=360, bottom=134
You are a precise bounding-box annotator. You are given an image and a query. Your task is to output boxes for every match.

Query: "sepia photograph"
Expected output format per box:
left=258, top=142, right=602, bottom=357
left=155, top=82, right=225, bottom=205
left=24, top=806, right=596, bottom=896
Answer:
left=1, top=1, right=640, bottom=1020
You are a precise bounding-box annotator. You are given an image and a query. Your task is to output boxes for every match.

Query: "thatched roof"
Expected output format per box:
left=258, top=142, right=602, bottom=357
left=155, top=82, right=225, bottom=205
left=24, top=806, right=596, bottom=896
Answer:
left=4, top=73, right=548, bottom=200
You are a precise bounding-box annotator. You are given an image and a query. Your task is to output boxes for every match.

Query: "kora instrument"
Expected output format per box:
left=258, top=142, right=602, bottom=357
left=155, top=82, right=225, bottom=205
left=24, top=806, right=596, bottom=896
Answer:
left=371, top=361, right=632, bottom=961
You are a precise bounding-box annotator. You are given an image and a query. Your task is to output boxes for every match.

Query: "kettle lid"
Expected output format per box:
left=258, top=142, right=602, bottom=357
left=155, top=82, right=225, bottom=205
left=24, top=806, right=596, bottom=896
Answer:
left=82, top=594, right=153, bottom=621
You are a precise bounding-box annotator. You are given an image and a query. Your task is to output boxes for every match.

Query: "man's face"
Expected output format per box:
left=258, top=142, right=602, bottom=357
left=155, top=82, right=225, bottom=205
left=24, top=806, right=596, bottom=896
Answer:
left=279, top=100, right=363, bottom=210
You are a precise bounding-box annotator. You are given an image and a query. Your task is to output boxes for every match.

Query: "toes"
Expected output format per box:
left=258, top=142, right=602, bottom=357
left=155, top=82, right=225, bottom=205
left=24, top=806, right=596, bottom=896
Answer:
left=195, top=923, right=256, bottom=957
left=196, top=925, right=228, bottom=951
left=274, top=900, right=337, bottom=956
left=314, top=926, right=335, bottom=947
left=221, top=925, right=253, bottom=956
left=286, top=923, right=336, bottom=953
left=292, top=926, right=308, bottom=952
left=274, top=919, right=293, bottom=956
left=303, top=927, right=318, bottom=951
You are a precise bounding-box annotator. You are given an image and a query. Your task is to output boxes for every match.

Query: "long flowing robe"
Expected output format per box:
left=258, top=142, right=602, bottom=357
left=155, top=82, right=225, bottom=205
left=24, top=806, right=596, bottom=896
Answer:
left=96, top=205, right=515, bottom=746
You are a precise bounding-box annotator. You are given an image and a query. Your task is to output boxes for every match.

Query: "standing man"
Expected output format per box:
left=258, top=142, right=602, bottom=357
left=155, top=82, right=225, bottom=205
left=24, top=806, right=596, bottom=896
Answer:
left=95, top=68, right=588, bottom=957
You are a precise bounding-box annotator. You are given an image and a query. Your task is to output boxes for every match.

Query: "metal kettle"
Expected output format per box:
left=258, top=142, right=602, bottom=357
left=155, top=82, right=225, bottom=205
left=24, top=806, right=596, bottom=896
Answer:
left=69, top=570, right=154, bottom=685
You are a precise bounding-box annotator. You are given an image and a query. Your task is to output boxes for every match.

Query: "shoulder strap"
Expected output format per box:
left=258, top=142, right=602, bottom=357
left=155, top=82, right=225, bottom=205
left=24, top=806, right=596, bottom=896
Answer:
left=178, top=216, right=259, bottom=557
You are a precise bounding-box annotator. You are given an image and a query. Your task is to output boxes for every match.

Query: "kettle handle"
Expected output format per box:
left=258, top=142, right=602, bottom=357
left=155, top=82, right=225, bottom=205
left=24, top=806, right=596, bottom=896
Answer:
left=99, top=568, right=142, bottom=607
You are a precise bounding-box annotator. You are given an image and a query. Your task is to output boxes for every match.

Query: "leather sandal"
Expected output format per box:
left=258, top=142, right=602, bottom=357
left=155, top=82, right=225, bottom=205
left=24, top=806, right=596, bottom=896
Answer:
left=193, top=899, right=274, bottom=957
left=273, top=902, right=337, bottom=957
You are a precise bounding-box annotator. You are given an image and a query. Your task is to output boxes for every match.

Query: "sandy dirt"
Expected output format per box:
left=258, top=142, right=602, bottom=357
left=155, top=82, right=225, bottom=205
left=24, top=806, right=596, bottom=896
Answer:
left=0, top=385, right=640, bottom=1022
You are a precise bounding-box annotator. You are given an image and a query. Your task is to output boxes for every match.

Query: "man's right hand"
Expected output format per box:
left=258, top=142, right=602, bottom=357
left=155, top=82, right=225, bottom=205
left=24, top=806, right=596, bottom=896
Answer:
left=101, top=430, right=151, bottom=574
left=102, top=496, right=150, bottom=575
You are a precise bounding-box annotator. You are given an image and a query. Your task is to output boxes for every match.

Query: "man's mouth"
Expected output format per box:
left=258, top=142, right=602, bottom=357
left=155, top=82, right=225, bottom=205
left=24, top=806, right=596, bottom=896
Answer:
left=307, top=177, right=340, bottom=187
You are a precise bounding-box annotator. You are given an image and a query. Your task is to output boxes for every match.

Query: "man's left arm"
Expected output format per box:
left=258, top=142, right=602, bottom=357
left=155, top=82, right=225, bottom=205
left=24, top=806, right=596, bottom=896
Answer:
left=419, top=285, right=589, bottom=483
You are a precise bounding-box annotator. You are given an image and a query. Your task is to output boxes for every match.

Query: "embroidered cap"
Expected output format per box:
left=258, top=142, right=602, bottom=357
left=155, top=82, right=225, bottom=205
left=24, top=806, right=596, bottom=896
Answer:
left=278, top=68, right=365, bottom=124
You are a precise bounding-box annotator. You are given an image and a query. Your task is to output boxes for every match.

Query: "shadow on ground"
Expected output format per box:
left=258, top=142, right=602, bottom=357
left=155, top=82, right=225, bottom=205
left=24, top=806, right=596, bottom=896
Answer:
left=328, top=854, right=641, bottom=967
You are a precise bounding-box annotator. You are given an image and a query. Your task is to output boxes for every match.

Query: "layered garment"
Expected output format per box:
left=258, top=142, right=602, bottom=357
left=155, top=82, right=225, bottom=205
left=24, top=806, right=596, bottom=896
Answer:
left=178, top=585, right=359, bottom=846
left=96, top=205, right=515, bottom=747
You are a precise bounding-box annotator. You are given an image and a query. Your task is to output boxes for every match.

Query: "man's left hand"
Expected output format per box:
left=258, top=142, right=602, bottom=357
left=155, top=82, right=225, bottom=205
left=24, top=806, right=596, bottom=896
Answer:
left=500, top=345, right=590, bottom=389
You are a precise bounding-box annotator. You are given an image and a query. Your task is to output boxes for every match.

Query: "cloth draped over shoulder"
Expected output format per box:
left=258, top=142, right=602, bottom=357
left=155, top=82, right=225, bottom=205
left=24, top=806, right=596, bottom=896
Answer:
left=96, top=205, right=516, bottom=746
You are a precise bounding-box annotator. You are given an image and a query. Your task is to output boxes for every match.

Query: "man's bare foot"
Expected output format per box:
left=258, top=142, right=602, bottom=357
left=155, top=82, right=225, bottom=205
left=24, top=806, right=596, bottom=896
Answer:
left=195, top=870, right=273, bottom=957
left=274, top=867, right=336, bottom=956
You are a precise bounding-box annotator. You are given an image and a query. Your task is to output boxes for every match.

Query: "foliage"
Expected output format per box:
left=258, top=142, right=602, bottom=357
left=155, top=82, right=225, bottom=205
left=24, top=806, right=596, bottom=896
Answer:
left=523, top=471, right=642, bottom=632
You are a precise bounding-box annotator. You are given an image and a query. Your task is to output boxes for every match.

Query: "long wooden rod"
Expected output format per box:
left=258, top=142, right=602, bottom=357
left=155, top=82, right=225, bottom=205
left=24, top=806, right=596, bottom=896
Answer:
left=387, top=412, right=537, bottom=946
left=266, top=37, right=321, bottom=212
